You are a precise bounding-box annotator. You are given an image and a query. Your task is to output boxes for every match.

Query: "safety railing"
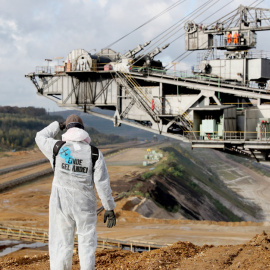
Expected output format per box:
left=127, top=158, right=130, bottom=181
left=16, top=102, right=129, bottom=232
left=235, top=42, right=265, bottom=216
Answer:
left=253, top=131, right=270, bottom=141
left=197, top=49, right=270, bottom=62
left=35, top=66, right=54, bottom=74
left=180, top=111, right=193, bottom=126
left=36, top=62, right=113, bottom=75
left=131, top=66, right=268, bottom=91
left=0, top=224, right=168, bottom=252
left=223, top=131, right=246, bottom=141
left=131, top=67, right=227, bottom=88
left=247, top=50, right=270, bottom=59
left=183, top=131, right=221, bottom=141
left=184, top=131, right=268, bottom=141
left=0, top=224, right=49, bottom=243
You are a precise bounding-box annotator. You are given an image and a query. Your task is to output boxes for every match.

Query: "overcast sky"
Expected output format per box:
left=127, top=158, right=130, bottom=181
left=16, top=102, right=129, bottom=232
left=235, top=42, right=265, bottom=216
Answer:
left=0, top=0, right=269, bottom=111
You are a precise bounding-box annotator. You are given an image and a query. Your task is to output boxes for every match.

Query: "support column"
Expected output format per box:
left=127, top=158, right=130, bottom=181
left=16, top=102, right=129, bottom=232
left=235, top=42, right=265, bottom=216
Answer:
left=160, top=82, right=164, bottom=114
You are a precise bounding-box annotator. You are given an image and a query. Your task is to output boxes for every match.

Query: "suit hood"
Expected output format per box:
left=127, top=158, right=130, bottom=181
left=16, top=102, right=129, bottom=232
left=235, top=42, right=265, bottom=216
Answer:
left=62, top=127, right=91, bottom=144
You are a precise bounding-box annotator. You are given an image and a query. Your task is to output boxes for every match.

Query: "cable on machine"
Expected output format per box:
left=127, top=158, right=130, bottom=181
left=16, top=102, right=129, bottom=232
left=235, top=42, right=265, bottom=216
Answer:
left=150, top=0, right=215, bottom=43
left=153, top=0, right=221, bottom=48
left=165, top=0, right=234, bottom=68
left=103, top=0, right=188, bottom=49
left=166, top=0, right=262, bottom=69
left=132, top=0, right=219, bottom=66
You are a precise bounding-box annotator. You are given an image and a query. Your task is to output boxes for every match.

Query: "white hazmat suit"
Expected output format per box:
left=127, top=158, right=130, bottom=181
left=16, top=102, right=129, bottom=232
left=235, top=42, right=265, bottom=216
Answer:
left=35, top=121, right=116, bottom=270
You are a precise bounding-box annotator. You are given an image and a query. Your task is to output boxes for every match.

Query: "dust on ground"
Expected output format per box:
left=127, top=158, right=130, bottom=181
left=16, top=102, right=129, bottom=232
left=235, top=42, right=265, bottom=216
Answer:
left=1, top=232, right=270, bottom=269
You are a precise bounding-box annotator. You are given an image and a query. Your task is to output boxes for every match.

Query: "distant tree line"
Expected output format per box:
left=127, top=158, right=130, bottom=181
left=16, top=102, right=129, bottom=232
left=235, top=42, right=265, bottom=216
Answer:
left=86, top=126, right=127, bottom=146
left=0, top=106, right=47, bottom=117
left=0, top=107, right=63, bottom=150
left=0, top=106, right=127, bottom=151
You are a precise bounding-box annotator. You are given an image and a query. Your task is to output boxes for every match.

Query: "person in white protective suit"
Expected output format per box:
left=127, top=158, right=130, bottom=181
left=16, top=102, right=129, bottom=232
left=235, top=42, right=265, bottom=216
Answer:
left=35, top=114, right=116, bottom=270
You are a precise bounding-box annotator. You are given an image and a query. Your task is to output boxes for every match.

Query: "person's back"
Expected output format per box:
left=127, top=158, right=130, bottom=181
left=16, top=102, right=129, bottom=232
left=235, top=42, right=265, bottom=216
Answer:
left=233, top=32, right=239, bottom=44
left=35, top=114, right=116, bottom=270
left=54, top=141, right=93, bottom=191
left=227, top=32, right=232, bottom=44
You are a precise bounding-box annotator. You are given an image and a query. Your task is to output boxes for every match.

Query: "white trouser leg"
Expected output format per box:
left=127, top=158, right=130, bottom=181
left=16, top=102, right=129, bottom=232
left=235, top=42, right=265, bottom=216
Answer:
left=77, top=217, right=97, bottom=270
left=49, top=186, right=75, bottom=270
left=73, top=191, right=97, bottom=270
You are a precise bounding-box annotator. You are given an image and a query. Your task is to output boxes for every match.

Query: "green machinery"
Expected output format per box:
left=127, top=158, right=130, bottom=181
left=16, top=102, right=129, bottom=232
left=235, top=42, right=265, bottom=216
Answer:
left=200, top=117, right=223, bottom=140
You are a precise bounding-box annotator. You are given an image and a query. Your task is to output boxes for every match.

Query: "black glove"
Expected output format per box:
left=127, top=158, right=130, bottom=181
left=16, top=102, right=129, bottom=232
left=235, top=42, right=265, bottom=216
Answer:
left=104, top=210, right=116, bottom=228
left=59, top=121, right=66, bottom=131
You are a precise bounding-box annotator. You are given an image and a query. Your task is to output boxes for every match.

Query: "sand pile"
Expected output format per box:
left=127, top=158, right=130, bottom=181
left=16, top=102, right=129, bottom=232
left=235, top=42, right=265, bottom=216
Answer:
left=95, top=241, right=209, bottom=270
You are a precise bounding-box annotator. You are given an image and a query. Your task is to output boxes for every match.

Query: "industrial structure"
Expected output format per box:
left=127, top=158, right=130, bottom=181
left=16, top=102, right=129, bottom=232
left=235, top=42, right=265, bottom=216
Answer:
left=26, top=4, right=270, bottom=161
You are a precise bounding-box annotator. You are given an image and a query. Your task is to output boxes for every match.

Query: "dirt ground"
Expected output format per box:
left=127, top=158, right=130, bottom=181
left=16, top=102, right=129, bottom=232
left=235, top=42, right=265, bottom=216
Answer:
left=1, top=232, right=270, bottom=269
left=0, top=163, right=51, bottom=185
left=0, top=150, right=44, bottom=169
left=2, top=147, right=270, bottom=269
left=0, top=147, right=149, bottom=229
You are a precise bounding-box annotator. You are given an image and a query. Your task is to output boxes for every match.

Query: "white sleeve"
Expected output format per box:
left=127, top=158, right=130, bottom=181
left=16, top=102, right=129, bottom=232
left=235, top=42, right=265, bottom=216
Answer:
left=35, top=121, right=60, bottom=166
left=94, top=150, right=116, bottom=211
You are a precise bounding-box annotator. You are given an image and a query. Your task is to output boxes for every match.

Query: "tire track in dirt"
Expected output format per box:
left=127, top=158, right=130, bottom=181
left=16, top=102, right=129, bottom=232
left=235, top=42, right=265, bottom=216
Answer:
left=0, top=158, right=48, bottom=175
left=0, top=163, right=51, bottom=184
left=0, top=168, right=53, bottom=192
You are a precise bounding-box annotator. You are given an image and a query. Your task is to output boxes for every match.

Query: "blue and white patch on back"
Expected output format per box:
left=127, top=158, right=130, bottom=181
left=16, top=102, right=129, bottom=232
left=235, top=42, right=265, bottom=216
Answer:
left=59, top=146, right=74, bottom=164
